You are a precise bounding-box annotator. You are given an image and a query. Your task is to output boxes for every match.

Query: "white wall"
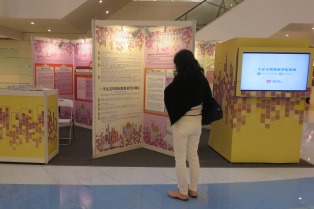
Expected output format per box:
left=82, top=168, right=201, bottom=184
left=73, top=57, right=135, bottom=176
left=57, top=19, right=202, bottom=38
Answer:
left=196, top=0, right=314, bottom=43
left=0, top=40, right=33, bottom=87
left=108, top=1, right=198, bottom=21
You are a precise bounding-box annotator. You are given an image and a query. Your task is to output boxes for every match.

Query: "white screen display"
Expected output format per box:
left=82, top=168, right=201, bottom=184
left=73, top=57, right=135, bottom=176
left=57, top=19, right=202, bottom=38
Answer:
left=240, top=53, right=310, bottom=91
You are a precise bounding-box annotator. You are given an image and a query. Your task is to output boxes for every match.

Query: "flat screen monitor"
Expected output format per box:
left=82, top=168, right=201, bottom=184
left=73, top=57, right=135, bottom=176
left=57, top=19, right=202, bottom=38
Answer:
left=237, top=47, right=311, bottom=92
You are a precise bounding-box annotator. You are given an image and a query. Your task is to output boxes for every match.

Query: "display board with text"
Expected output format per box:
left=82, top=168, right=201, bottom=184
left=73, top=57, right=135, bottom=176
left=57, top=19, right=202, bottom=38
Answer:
left=73, top=39, right=93, bottom=128
left=32, top=37, right=94, bottom=128
left=92, top=20, right=195, bottom=158
left=33, top=37, right=74, bottom=99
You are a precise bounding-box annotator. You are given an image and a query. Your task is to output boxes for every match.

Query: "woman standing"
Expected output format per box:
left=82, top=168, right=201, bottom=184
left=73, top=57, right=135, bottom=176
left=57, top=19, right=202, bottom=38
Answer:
left=164, top=49, right=212, bottom=201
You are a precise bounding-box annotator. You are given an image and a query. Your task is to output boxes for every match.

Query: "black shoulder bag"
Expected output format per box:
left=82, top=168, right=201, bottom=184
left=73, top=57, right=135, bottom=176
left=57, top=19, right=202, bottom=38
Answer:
left=202, top=97, right=223, bottom=125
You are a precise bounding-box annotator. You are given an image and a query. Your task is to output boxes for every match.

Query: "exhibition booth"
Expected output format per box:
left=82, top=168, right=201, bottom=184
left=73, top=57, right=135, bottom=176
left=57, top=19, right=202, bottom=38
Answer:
left=0, top=20, right=197, bottom=163
left=0, top=36, right=94, bottom=163
left=1, top=20, right=313, bottom=164
left=31, top=28, right=219, bottom=160
left=209, top=38, right=313, bottom=163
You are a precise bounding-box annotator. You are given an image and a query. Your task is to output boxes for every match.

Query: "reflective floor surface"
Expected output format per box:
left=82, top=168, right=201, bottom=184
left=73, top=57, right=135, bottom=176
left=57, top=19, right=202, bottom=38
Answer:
left=301, top=105, right=314, bottom=165
left=1, top=165, right=314, bottom=209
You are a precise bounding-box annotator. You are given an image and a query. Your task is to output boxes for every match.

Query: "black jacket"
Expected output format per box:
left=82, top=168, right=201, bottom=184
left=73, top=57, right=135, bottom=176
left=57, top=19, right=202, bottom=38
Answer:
left=164, top=71, right=212, bottom=125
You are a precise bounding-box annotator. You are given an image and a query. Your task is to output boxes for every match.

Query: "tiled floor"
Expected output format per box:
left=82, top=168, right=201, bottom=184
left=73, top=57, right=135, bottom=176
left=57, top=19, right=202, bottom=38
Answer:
left=1, top=165, right=314, bottom=209
left=1, top=105, right=314, bottom=209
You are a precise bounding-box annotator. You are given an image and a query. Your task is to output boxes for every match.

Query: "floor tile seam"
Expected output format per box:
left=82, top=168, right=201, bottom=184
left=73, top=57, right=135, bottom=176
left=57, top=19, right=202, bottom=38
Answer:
left=135, top=168, right=177, bottom=180
left=78, top=172, right=121, bottom=184
left=259, top=168, right=314, bottom=178
left=200, top=169, right=238, bottom=182
left=43, top=165, right=114, bottom=179
left=258, top=174, right=314, bottom=182
left=43, top=166, right=105, bottom=183
left=41, top=166, right=69, bottom=184
left=0, top=166, right=47, bottom=178
left=203, top=170, right=285, bottom=184
left=207, top=167, right=299, bottom=182
left=95, top=166, right=159, bottom=176
left=96, top=167, right=176, bottom=182
left=0, top=167, right=54, bottom=182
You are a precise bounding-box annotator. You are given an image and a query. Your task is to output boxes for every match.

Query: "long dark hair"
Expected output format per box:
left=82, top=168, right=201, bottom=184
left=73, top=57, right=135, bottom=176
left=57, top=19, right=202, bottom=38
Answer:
left=173, top=49, right=204, bottom=77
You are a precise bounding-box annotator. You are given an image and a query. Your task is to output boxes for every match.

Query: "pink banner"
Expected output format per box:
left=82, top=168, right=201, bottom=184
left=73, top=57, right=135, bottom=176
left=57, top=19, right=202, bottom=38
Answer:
left=144, top=26, right=193, bottom=68
left=33, top=38, right=73, bottom=65
left=74, top=38, right=93, bottom=68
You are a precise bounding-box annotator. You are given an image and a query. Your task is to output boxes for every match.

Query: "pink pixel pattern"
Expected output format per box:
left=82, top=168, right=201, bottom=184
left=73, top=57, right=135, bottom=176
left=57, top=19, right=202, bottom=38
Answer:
left=0, top=106, right=48, bottom=150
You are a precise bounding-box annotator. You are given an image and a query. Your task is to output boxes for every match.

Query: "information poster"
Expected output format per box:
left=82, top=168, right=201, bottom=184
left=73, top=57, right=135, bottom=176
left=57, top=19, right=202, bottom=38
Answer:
left=33, top=37, right=74, bottom=98
left=74, top=100, right=93, bottom=127
left=93, top=24, right=145, bottom=157
left=145, top=69, right=166, bottom=112
left=145, top=26, right=193, bottom=68
left=34, top=63, right=73, bottom=96
left=143, top=68, right=175, bottom=152
left=195, top=41, right=220, bottom=88
left=205, top=42, right=218, bottom=86
left=143, top=25, right=194, bottom=156
left=73, top=39, right=93, bottom=68
left=35, top=65, right=54, bottom=89
left=76, top=76, right=93, bottom=101
left=195, top=40, right=207, bottom=73
left=73, top=38, right=93, bottom=128
left=33, top=37, right=93, bottom=128
left=55, top=65, right=73, bottom=95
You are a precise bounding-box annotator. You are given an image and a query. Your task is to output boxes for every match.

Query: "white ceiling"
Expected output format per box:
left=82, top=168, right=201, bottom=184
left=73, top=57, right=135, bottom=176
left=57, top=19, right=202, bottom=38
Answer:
left=0, top=0, right=313, bottom=45
left=195, top=0, right=314, bottom=46
left=271, top=23, right=314, bottom=45
left=0, top=0, right=198, bottom=40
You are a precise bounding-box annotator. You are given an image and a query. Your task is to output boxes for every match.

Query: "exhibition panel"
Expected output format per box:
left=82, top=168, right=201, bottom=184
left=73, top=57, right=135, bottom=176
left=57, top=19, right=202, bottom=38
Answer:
left=92, top=20, right=195, bottom=158
left=32, top=37, right=94, bottom=129
left=209, top=38, right=313, bottom=163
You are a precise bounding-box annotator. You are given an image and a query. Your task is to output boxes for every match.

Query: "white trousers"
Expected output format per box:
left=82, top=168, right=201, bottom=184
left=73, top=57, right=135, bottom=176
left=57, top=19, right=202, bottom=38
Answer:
left=172, top=114, right=202, bottom=195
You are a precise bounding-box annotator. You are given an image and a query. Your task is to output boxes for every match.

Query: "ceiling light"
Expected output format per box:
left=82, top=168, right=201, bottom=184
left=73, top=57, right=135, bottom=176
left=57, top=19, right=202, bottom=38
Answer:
left=48, top=29, right=51, bottom=32
left=106, top=10, right=109, bottom=14
left=99, top=0, right=102, bottom=3
left=312, top=27, right=314, bottom=30
left=285, top=34, right=289, bottom=37
left=30, top=21, right=34, bottom=25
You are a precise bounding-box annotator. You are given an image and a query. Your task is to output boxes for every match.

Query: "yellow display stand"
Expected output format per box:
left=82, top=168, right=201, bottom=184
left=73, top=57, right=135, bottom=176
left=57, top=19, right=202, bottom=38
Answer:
left=0, top=88, right=58, bottom=164
left=209, top=38, right=313, bottom=163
